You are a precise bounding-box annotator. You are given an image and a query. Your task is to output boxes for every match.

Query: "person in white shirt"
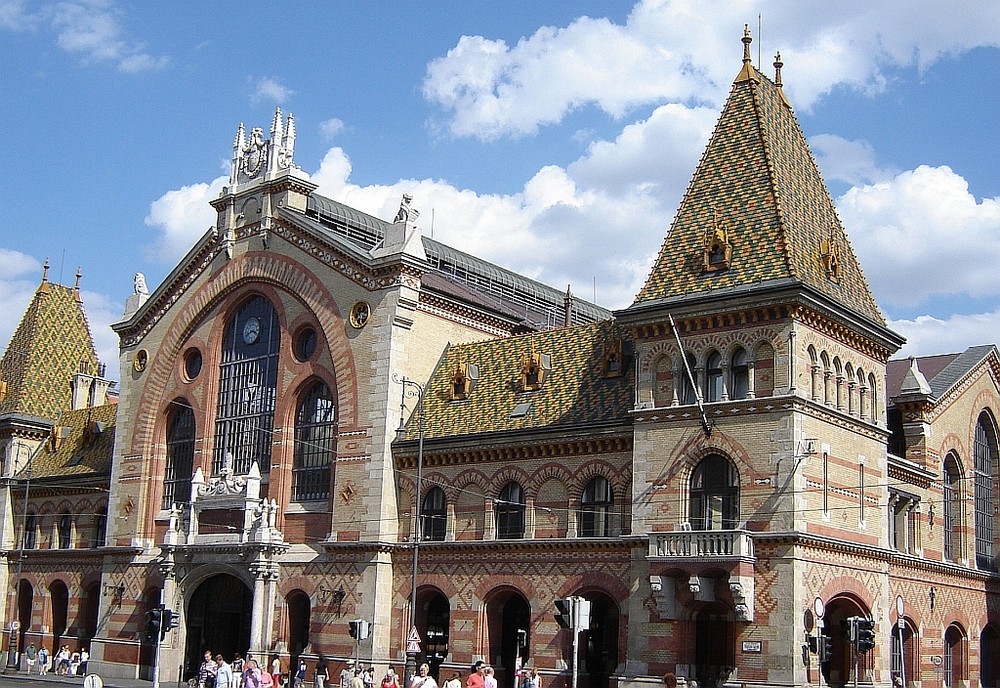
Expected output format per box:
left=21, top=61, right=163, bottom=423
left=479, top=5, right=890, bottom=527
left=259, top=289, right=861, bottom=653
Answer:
left=216, top=655, right=235, bottom=688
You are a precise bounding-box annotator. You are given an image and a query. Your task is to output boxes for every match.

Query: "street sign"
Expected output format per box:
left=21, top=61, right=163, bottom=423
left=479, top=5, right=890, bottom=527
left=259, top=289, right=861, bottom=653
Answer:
left=406, top=626, right=421, bottom=654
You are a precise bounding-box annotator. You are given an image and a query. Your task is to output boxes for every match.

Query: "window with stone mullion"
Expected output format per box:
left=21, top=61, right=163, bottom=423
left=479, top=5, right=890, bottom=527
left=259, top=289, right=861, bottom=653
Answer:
left=292, top=382, right=336, bottom=502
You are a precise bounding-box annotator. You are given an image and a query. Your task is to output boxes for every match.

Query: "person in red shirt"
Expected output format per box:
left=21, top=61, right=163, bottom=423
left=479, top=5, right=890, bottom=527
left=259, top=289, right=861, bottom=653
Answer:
left=466, top=662, right=485, bottom=688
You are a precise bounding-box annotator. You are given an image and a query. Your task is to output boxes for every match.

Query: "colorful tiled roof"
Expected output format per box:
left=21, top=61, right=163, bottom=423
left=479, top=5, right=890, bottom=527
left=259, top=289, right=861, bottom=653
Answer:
left=0, top=274, right=100, bottom=420
left=633, top=37, right=883, bottom=325
left=400, top=321, right=633, bottom=441
left=18, top=403, right=116, bottom=480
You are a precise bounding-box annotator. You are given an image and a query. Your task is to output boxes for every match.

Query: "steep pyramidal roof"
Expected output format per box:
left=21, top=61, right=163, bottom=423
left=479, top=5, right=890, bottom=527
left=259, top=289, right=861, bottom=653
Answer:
left=633, top=28, right=883, bottom=325
left=0, top=265, right=100, bottom=420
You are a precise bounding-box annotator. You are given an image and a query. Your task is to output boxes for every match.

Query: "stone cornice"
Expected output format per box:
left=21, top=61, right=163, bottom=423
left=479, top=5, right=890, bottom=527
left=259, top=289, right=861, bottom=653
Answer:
left=393, top=431, right=632, bottom=469
left=321, top=536, right=641, bottom=557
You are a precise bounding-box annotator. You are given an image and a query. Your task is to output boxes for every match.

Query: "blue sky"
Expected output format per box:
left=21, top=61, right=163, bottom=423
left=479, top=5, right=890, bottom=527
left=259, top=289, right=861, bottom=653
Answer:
left=2, top=0, right=999, bottom=377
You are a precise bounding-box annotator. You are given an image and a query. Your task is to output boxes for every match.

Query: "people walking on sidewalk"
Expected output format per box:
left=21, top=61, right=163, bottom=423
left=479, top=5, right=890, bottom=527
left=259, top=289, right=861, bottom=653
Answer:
left=37, top=646, right=50, bottom=675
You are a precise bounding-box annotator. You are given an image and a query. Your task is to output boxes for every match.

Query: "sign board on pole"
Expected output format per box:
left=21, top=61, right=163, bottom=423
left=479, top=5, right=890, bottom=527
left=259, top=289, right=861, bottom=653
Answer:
left=406, top=626, right=422, bottom=655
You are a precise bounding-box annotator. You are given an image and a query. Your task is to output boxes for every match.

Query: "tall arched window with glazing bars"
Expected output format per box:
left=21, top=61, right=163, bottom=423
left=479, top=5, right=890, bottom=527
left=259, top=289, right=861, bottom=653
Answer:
left=164, top=401, right=195, bottom=509
left=214, top=295, right=280, bottom=475
left=974, top=413, right=998, bottom=571
left=292, top=381, right=336, bottom=502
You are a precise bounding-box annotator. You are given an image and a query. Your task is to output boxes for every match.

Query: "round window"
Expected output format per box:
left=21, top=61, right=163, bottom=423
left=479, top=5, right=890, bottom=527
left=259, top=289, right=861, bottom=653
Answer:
left=184, top=348, right=203, bottom=380
left=295, top=327, right=318, bottom=362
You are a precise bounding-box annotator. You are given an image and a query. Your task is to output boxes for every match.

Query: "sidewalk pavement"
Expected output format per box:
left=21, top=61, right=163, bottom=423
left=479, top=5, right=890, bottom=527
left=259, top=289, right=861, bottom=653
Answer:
left=3, top=669, right=153, bottom=688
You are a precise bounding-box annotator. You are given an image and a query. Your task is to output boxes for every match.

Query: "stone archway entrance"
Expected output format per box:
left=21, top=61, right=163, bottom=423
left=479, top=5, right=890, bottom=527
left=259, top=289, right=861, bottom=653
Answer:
left=485, top=591, right=530, bottom=688
left=183, top=574, right=252, bottom=679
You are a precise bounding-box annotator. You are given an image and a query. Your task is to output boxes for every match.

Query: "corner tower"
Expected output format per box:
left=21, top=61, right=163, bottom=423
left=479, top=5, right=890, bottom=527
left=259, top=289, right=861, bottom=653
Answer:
left=619, top=27, right=904, bottom=688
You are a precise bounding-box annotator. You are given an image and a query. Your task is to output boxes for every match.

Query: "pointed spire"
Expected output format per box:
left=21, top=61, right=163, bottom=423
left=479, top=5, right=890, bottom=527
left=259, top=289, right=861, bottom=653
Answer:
left=234, top=122, right=246, bottom=152
left=773, top=51, right=791, bottom=108
left=284, top=112, right=296, bottom=147
left=271, top=107, right=283, bottom=140
left=39, top=258, right=50, bottom=294
left=74, top=267, right=83, bottom=302
left=900, top=357, right=932, bottom=396
left=736, top=24, right=758, bottom=83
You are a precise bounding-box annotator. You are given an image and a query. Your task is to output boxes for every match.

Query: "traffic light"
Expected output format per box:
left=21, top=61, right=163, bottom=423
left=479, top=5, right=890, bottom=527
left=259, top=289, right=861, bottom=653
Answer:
left=856, top=618, right=876, bottom=654
left=145, top=607, right=162, bottom=642
left=161, top=608, right=178, bottom=639
left=348, top=619, right=370, bottom=641
left=842, top=616, right=858, bottom=643
left=554, top=598, right=573, bottom=629
left=575, top=598, right=591, bottom=630
left=819, top=635, right=833, bottom=663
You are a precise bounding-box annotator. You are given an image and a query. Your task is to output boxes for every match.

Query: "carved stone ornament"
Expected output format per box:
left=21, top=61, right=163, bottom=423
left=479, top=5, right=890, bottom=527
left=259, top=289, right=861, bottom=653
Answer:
left=242, top=128, right=268, bottom=178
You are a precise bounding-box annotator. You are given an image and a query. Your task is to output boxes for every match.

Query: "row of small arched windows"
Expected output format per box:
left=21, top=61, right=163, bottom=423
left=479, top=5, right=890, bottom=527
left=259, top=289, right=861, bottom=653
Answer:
left=652, top=343, right=775, bottom=408
left=19, top=510, right=107, bottom=550
left=807, top=345, right=879, bottom=422
left=416, top=475, right=622, bottom=540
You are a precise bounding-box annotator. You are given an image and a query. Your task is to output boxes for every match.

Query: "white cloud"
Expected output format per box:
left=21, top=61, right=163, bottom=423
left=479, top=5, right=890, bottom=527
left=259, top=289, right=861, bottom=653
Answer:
left=811, top=135, right=896, bottom=187
left=43, top=0, right=168, bottom=72
left=253, top=77, right=294, bottom=104
left=143, top=176, right=227, bottom=265
left=319, top=118, right=345, bottom=141
left=423, top=0, right=1000, bottom=140
left=839, top=165, right=1000, bottom=307
left=891, top=312, right=1000, bottom=358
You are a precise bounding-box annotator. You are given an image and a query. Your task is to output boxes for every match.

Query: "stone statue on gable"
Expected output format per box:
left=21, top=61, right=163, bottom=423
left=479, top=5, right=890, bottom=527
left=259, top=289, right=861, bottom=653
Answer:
left=393, top=193, right=420, bottom=225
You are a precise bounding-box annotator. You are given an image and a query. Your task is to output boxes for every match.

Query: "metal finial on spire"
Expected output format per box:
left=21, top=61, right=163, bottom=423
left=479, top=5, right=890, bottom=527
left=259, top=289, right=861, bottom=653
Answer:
left=74, top=267, right=83, bottom=301
left=742, top=24, right=753, bottom=64
left=773, top=51, right=783, bottom=87
left=42, top=258, right=50, bottom=282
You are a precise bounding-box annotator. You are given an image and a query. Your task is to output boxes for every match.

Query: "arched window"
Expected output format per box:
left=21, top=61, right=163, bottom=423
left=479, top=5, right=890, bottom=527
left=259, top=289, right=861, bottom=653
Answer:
left=689, top=455, right=739, bottom=530
left=496, top=482, right=525, bottom=539
left=892, top=619, right=918, bottom=688
left=678, top=353, right=698, bottom=405
left=23, top=513, right=37, bottom=549
left=163, top=401, right=195, bottom=509
left=58, top=512, right=72, bottom=549
left=705, top=351, right=723, bottom=402
left=944, top=625, right=966, bottom=687
left=422, top=487, right=447, bottom=542
left=215, top=295, right=280, bottom=474
left=981, top=624, right=1000, bottom=688
left=974, top=413, right=998, bottom=571
left=292, top=381, right=336, bottom=502
left=943, top=453, right=962, bottom=562
left=730, top=348, right=750, bottom=400
left=94, top=508, right=107, bottom=548
left=580, top=476, right=614, bottom=537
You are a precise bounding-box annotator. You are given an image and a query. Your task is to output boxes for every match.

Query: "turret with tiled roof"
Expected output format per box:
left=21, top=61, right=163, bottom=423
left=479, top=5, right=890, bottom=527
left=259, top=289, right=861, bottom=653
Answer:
left=632, top=26, right=883, bottom=326
left=0, top=261, right=103, bottom=420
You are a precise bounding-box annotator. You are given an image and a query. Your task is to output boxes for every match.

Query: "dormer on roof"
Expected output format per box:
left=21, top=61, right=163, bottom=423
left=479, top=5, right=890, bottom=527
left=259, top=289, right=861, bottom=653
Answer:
left=703, top=209, right=734, bottom=273
left=449, top=362, right=480, bottom=401
left=521, top=352, right=552, bottom=392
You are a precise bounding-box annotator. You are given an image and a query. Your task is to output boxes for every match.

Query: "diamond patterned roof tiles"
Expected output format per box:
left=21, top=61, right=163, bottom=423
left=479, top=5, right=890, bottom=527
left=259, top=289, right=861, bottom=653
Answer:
left=401, top=321, right=633, bottom=442
left=633, top=61, right=884, bottom=325
left=20, top=403, right=117, bottom=480
left=0, top=281, right=100, bottom=420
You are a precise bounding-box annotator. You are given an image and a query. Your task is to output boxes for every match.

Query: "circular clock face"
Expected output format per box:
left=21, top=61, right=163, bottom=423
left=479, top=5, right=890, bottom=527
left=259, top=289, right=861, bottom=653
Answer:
left=243, top=317, right=261, bottom=344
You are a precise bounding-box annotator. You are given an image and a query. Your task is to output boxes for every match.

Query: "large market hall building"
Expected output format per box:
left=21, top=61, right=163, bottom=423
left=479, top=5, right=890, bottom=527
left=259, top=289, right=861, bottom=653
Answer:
left=4, top=29, right=1000, bottom=688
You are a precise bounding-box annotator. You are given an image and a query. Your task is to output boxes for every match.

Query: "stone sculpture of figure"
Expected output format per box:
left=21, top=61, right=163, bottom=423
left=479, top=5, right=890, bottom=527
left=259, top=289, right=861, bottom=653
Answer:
left=134, top=272, right=149, bottom=295
left=393, top=193, right=419, bottom=225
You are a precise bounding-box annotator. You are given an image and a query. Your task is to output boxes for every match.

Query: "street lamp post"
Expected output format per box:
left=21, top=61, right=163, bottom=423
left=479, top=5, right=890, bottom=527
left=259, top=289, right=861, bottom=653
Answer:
left=394, top=375, right=424, bottom=688
left=5, top=441, right=35, bottom=674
